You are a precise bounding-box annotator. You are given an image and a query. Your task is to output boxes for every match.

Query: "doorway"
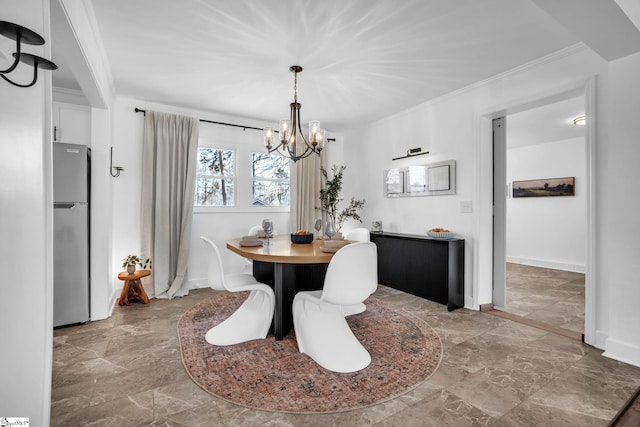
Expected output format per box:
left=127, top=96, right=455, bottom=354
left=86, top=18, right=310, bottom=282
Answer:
left=492, top=91, right=588, bottom=338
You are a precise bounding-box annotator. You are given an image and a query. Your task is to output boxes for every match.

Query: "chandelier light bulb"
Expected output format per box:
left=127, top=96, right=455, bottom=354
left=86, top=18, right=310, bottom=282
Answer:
left=263, top=127, right=273, bottom=149
left=317, top=128, right=326, bottom=149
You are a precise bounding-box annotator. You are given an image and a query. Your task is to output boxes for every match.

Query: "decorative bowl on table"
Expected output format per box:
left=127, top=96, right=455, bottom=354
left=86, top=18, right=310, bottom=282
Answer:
left=427, top=228, right=452, bottom=238
left=291, top=231, right=314, bottom=244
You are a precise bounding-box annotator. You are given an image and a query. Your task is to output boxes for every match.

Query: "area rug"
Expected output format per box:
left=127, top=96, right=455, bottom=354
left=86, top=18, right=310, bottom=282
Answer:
left=177, top=292, right=442, bottom=413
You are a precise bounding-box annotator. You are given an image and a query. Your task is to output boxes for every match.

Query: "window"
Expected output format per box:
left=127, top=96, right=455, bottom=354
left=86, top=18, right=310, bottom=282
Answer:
left=194, top=148, right=235, bottom=206
left=251, top=153, right=290, bottom=207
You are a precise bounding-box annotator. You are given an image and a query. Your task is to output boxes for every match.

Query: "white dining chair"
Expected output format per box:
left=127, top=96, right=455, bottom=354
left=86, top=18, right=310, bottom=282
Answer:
left=200, top=236, right=275, bottom=345
left=292, top=242, right=378, bottom=373
left=345, top=227, right=370, bottom=242
left=331, top=227, right=375, bottom=316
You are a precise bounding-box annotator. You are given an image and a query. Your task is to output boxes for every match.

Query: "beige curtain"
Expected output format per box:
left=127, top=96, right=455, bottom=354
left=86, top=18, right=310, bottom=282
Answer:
left=141, top=111, right=199, bottom=298
left=294, top=152, right=323, bottom=232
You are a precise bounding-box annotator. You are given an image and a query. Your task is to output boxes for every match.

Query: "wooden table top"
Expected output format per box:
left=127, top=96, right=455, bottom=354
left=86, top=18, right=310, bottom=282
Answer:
left=117, top=269, right=151, bottom=280
left=227, top=234, right=348, bottom=264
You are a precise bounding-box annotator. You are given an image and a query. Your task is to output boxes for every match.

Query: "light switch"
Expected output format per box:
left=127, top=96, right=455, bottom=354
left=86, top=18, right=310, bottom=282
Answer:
left=460, top=200, right=473, bottom=213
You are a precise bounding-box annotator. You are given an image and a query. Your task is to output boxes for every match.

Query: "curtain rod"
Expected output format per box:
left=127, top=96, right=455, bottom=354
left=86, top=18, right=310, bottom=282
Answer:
left=134, top=108, right=335, bottom=142
left=134, top=107, right=263, bottom=131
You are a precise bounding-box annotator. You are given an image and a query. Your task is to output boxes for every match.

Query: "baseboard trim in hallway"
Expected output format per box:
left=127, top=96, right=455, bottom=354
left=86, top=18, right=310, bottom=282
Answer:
left=486, top=308, right=584, bottom=342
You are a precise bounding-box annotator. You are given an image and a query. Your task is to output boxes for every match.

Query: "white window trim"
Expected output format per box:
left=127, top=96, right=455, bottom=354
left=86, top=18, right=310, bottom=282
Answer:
left=194, top=206, right=291, bottom=214
left=194, top=145, right=293, bottom=213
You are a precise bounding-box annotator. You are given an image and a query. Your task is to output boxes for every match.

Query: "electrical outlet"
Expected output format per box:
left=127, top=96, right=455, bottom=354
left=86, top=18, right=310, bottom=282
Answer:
left=460, top=200, right=473, bottom=213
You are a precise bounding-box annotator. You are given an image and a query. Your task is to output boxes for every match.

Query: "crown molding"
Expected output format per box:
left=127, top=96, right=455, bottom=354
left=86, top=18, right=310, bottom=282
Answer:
left=370, top=43, right=590, bottom=128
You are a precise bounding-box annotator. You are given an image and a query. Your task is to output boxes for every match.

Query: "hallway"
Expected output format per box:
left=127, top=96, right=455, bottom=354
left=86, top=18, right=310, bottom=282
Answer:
left=501, top=263, right=585, bottom=335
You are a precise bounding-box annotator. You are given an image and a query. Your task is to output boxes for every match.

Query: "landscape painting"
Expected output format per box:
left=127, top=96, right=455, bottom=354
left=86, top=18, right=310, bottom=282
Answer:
left=512, top=177, right=575, bottom=198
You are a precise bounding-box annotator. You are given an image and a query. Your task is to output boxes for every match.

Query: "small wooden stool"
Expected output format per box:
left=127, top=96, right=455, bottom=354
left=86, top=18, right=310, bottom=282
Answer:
left=117, top=269, right=151, bottom=306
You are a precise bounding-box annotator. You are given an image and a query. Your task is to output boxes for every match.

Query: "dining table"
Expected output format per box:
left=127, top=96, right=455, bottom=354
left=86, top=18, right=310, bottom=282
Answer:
left=226, top=234, right=346, bottom=340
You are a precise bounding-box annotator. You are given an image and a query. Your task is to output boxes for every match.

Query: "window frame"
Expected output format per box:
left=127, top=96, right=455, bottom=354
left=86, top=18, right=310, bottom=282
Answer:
left=193, top=144, right=292, bottom=214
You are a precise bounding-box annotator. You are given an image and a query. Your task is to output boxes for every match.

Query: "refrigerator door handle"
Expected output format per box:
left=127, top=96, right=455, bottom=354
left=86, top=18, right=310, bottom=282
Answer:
left=54, top=202, right=83, bottom=209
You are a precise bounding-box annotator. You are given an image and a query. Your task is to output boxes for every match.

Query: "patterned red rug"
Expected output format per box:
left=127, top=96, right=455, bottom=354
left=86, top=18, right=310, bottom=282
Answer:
left=177, top=292, right=442, bottom=413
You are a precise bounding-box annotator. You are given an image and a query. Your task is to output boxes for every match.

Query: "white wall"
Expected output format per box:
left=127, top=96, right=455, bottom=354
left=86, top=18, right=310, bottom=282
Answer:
left=506, top=137, right=586, bottom=272
left=0, top=1, right=53, bottom=425
left=343, top=46, right=606, bottom=309
left=602, top=52, right=640, bottom=366
left=344, top=45, right=640, bottom=366
left=343, top=92, right=481, bottom=308
left=110, top=97, right=299, bottom=298
left=90, top=106, right=114, bottom=319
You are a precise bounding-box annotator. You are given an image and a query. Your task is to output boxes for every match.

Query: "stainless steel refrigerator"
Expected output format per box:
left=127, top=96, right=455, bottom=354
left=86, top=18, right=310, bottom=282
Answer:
left=53, top=142, right=90, bottom=327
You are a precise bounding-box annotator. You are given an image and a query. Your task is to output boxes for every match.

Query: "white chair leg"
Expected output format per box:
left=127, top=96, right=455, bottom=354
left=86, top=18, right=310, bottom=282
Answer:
left=340, top=302, right=367, bottom=316
left=293, top=293, right=371, bottom=373
left=206, top=288, right=274, bottom=346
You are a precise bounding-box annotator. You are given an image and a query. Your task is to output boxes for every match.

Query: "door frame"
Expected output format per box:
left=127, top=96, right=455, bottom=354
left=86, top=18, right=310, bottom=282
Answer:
left=492, top=117, right=507, bottom=309
left=477, top=77, right=597, bottom=345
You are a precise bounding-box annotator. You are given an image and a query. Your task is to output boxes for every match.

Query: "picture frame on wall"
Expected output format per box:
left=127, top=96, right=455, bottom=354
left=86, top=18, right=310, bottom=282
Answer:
left=512, top=176, right=575, bottom=198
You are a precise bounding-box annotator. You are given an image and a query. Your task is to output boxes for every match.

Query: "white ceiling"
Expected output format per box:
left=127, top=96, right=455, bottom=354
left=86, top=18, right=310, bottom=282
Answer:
left=60, top=0, right=585, bottom=131
left=49, top=0, right=640, bottom=136
left=507, top=95, right=585, bottom=148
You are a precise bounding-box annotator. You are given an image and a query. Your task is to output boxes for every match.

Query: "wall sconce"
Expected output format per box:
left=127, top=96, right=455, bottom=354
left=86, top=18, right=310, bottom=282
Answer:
left=392, top=147, right=430, bottom=161
left=110, top=147, right=124, bottom=178
left=0, top=20, right=57, bottom=88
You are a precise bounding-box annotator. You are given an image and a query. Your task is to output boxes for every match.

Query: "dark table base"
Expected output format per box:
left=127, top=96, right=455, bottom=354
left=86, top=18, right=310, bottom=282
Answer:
left=253, top=261, right=328, bottom=340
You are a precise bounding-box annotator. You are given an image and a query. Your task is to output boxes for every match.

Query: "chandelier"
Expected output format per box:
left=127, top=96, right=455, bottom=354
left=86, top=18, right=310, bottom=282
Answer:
left=263, top=66, right=325, bottom=162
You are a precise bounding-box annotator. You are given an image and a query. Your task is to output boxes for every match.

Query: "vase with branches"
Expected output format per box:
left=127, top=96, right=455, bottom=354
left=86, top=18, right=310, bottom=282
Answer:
left=318, top=165, right=365, bottom=234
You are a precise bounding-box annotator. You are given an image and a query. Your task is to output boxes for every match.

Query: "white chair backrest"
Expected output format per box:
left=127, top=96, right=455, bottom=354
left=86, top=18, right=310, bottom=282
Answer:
left=200, top=236, right=227, bottom=291
left=321, top=242, right=377, bottom=306
left=247, top=225, right=263, bottom=236
left=345, top=227, right=370, bottom=242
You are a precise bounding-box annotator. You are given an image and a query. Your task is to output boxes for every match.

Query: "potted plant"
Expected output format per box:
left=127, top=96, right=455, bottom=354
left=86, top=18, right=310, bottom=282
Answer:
left=122, top=255, right=152, bottom=274
left=318, top=165, right=365, bottom=236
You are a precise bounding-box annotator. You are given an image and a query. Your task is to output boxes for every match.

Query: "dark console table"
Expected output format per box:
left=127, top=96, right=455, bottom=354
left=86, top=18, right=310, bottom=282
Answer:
left=370, top=232, right=464, bottom=311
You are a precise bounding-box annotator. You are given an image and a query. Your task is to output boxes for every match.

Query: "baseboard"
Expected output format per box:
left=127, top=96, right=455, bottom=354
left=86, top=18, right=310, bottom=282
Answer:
left=184, top=278, right=209, bottom=291
left=506, top=256, right=585, bottom=273
left=108, top=295, right=117, bottom=317
left=603, top=337, right=640, bottom=368
left=594, top=330, right=608, bottom=350
left=479, top=303, right=494, bottom=311
left=464, top=295, right=475, bottom=310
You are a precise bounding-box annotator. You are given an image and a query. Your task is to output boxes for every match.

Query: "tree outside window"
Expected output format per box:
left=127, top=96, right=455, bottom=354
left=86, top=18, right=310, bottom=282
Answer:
left=252, top=153, right=290, bottom=207
left=195, top=148, right=235, bottom=206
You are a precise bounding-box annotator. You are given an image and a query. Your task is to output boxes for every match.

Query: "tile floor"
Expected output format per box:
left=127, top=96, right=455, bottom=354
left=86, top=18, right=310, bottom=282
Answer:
left=502, top=263, right=585, bottom=334
left=52, top=285, right=639, bottom=426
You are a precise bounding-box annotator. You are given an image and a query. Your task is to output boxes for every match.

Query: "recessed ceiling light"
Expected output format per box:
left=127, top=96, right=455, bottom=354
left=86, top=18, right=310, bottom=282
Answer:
left=573, top=115, right=586, bottom=125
